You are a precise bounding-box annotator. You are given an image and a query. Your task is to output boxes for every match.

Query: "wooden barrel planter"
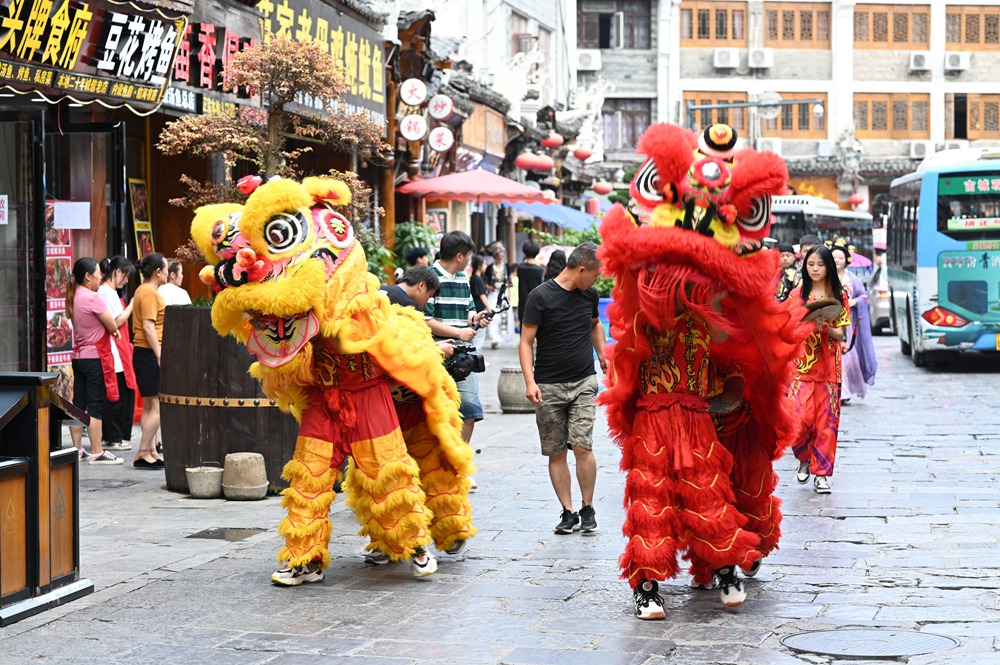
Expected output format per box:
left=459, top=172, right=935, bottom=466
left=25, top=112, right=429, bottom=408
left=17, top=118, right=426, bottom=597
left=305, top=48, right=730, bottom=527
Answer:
left=160, top=306, right=299, bottom=494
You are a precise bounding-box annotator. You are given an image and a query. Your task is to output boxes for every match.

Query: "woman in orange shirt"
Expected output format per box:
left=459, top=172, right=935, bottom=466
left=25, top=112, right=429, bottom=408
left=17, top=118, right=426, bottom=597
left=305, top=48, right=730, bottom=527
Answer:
left=132, top=253, right=168, bottom=469
left=788, top=245, right=850, bottom=494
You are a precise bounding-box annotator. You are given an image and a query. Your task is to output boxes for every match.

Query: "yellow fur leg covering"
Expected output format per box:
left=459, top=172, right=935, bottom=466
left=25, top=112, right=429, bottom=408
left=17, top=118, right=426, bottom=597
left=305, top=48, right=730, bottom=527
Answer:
left=276, top=434, right=337, bottom=568
left=404, top=423, right=477, bottom=552
left=345, top=429, right=432, bottom=561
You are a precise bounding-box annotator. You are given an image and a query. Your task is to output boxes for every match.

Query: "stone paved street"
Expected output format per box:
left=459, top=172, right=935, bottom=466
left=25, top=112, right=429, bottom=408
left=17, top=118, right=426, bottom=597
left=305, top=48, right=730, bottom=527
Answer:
left=4, top=336, right=1000, bottom=664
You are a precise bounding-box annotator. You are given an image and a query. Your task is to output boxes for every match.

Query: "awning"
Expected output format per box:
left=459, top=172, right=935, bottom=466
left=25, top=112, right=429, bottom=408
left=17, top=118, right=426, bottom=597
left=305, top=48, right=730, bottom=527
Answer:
left=397, top=169, right=552, bottom=203
left=506, top=201, right=597, bottom=232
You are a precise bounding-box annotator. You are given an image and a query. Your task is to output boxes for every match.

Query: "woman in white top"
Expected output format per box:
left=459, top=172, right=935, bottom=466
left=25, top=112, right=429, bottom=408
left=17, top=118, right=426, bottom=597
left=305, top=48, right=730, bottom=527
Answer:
left=158, top=260, right=192, bottom=306
left=98, top=256, right=136, bottom=451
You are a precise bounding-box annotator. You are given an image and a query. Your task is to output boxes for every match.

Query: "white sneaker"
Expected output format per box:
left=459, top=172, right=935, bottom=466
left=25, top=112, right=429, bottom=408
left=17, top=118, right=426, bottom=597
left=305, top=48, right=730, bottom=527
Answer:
left=271, top=562, right=324, bottom=586
left=445, top=540, right=466, bottom=556
left=364, top=549, right=392, bottom=566
left=796, top=460, right=810, bottom=484
left=468, top=476, right=478, bottom=491
left=411, top=548, right=438, bottom=578
left=89, top=451, right=123, bottom=465
left=633, top=580, right=666, bottom=620
left=103, top=441, right=132, bottom=451
left=814, top=475, right=832, bottom=494
left=741, top=558, right=762, bottom=578
left=716, top=567, right=747, bottom=607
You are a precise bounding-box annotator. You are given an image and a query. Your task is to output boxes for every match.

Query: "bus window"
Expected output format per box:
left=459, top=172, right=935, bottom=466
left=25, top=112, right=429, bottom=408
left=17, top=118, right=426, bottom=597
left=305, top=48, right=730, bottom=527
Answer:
left=936, top=171, right=1000, bottom=241
left=948, top=280, right=988, bottom=315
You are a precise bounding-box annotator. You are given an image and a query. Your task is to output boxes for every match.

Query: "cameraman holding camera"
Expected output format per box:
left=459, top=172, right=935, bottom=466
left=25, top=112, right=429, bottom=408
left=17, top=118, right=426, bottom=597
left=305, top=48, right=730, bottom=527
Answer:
left=519, top=242, right=606, bottom=535
left=423, top=232, right=493, bottom=453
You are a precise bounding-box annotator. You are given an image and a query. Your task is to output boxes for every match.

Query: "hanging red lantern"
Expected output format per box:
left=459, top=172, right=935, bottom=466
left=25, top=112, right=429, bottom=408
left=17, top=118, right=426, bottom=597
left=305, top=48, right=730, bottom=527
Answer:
left=585, top=198, right=600, bottom=216
left=573, top=146, right=594, bottom=161
left=540, top=133, right=564, bottom=149
left=533, top=155, right=555, bottom=171
left=515, top=152, right=540, bottom=170
left=849, top=193, right=865, bottom=206
left=592, top=181, right=613, bottom=195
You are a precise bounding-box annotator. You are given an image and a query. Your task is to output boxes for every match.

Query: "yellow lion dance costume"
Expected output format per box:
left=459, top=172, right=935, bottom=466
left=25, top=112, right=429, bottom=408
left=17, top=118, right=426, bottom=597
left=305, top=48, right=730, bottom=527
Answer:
left=190, top=176, right=476, bottom=584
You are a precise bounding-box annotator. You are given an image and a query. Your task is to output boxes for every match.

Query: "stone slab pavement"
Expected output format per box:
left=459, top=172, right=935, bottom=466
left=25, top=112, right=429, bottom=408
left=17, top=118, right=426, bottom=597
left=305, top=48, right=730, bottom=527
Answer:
left=3, top=336, right=1000, bottom=664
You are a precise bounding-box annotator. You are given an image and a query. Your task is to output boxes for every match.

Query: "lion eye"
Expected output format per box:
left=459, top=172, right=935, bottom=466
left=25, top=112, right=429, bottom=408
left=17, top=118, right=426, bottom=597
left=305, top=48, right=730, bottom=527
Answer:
left=737, top=196, right=771, bottom=232
left=264, top=212, right=308, bottom=253
left=634, top=158, right=663, bottom=203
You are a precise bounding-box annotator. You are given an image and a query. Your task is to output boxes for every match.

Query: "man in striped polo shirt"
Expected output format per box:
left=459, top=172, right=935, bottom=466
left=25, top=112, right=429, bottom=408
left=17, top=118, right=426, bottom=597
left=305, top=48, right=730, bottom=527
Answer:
left=423, top=231, right=492, bottom=453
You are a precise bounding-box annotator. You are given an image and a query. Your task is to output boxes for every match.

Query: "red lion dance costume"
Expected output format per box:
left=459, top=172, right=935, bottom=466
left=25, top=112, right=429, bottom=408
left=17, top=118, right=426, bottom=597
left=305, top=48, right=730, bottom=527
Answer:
left=598, top=123, right=809, bottom=617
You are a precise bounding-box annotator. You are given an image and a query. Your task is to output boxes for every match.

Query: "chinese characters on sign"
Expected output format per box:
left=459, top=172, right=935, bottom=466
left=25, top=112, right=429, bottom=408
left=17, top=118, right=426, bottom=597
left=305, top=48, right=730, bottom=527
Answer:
left=0, top=0, right=185, bottom=110
left=400, top=114, right=426, bottom=141
left=428, top=94, right=454, bottom=120
left=946, top=218, right=1000, bottom=231
left=428, top=126, right=454, bottom=152
left=399, top=78, right=427, bottom=106
left=174, top=0, right=386, bottom=125
left=939, top=174, right=1000, bottom=196
left=941, top=253, right=1000, bottom=269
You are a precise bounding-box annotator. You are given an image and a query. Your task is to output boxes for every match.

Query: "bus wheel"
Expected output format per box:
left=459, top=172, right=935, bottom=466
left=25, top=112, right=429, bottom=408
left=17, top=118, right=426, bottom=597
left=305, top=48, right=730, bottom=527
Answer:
left=907, top=302, right=927, bottom=367
left=899, top=306, right=911, bottom=356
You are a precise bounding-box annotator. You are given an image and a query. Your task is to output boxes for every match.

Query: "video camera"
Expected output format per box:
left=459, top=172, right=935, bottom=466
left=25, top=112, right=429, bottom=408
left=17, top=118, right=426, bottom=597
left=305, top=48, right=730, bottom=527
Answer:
left=444, top=342, right=486, bottom=381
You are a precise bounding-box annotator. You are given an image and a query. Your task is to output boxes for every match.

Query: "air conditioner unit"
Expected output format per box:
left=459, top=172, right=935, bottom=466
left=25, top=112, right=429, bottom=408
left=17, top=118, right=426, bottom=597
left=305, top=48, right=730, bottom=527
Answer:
left=908, top=51, right=931, bottom=72
left=713, top=47, right=739, bottom=69
left=944, top=139, right=970, bottom=150
left=945, top=52, right=971, bottom=72
left=758, top=137, right=782, bottom=155
left=910, top=140, right=935, bottom=159
left=577, top=49, right=602, bottom=71
left=748, top=47, right=773, bottom=69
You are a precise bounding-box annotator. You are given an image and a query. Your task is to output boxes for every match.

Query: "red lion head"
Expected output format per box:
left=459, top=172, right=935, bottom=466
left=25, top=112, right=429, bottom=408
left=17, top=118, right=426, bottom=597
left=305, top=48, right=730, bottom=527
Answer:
left=626, top=122, right=787, bottom=253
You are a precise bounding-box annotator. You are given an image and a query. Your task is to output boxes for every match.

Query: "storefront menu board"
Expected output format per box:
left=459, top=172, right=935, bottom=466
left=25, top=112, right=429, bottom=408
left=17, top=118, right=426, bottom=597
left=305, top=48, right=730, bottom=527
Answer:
left=0, top=0, right=187, bottom=113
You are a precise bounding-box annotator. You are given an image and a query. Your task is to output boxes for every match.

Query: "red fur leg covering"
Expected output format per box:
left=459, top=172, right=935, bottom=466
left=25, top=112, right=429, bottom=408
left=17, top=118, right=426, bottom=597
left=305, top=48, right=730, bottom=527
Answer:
left=621, top=395, right=762, bottom=589
left=721, top=428, right=783, bottom=556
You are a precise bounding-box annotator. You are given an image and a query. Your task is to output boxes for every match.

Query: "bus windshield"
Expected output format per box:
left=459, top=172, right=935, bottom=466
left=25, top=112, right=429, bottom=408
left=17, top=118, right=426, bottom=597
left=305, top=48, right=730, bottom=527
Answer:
left=937, top=171, right=1000, bottom=240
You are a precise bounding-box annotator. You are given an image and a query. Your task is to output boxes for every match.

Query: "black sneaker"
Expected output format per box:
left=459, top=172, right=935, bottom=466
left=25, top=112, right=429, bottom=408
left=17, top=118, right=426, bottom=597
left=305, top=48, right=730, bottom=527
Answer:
left=271, top=562, right=324, bottom=586
left=633, top=579, right=666, bottom=620
left=716, top=566, right=747, bottom=607
left=579, top=505, right=599, bottom=533
left=554, top=508, right=580, bottom=534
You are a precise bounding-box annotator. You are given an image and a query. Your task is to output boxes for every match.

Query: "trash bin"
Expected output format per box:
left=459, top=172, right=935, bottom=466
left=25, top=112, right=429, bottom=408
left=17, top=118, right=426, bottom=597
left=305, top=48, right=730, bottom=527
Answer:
left=0, top=372, right=93, bottom=626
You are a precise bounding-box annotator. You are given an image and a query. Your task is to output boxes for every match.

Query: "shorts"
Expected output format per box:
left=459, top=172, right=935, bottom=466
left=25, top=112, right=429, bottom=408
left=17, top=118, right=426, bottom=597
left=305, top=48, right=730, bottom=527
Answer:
left=455, top=372, right=484, bottom=422
left=72, top=358, right=106, bottom=420
left=133, top=346, right=160, bottom=398
left=534, top=375, right=598, bottom=456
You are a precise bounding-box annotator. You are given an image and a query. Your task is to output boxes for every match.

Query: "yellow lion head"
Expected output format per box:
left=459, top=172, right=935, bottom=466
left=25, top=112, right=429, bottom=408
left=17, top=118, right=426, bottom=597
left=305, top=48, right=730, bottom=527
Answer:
left=190, top=176, right=367, bottom=369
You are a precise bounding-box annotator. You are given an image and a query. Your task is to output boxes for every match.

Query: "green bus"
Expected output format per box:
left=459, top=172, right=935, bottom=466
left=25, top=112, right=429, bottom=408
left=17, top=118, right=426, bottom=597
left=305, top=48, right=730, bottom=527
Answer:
left=887, top=149, right=1000, bottom=366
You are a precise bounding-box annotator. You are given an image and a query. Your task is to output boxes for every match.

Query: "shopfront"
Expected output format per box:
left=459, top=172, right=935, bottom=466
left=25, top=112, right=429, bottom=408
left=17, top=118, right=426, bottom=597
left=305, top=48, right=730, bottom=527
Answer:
left=0, top=0, right=189, bottom=372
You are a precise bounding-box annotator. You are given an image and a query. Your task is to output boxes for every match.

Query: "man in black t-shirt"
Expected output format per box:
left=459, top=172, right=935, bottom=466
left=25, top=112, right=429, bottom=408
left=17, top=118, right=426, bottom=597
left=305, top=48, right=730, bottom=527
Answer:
left=519, top=242, right=606, bottom=536
left=516, top=240, right=545, bottom=325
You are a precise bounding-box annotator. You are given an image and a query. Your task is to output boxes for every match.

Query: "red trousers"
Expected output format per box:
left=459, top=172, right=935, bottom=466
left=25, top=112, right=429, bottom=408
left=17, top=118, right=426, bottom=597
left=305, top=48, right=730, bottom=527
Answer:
left=789, top=379, right=840, bottom=477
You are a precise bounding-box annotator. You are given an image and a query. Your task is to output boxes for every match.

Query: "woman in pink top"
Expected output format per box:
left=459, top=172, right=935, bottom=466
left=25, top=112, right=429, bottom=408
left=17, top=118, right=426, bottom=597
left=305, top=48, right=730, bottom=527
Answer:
left=66, top=258, right=123, bottom=465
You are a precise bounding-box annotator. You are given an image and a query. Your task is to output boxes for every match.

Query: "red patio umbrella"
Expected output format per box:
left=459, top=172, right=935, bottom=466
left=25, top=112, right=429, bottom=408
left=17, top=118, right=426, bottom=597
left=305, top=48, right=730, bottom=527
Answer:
left=397, top=169, right=554, bottom=204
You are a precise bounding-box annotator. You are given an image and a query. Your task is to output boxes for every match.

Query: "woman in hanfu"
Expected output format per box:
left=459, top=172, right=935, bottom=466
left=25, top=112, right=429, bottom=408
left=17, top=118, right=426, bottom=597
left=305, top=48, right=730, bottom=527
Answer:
left=828, top=239, right=878, bottom=403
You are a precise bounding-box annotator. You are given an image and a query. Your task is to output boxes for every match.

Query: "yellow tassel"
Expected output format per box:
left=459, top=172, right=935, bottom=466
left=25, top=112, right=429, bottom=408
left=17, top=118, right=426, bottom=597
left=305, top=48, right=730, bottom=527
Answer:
left=277, top=545, right=331, bottom=569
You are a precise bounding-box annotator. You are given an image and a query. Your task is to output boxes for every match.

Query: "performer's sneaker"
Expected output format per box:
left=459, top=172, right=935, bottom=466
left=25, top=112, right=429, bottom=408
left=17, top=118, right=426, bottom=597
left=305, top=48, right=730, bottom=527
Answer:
left=814, top=475, right=832, bottom=494
left=579, top=505, right=599, bottom=533
left=445, top=539, right=466, bottom=556
left=691, top=576, right=715, bottom=590
left=271, top=562, right=324, bottom=586
left=796, top=460, right=810, bottom=484
left=741, top=558, right=762, bottom=578
left=364, top=549, right=392, bottom=566
left=554, top=509, right=580, bottom=534
left=411, top=548, right=438, bottom=578
left=716, top=567, right=747, bottom=607
left=633, top=580, right=666, bottom=620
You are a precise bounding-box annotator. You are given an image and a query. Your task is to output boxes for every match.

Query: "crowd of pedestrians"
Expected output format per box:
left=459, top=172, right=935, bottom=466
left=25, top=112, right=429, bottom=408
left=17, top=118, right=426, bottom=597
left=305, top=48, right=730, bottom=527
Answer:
left=64, top=251, right=191, bottom=469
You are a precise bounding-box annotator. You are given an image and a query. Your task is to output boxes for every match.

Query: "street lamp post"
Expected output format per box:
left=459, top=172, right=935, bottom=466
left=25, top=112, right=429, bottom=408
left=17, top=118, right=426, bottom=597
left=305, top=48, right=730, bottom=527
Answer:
left=684, top=98, right=825, bottom=149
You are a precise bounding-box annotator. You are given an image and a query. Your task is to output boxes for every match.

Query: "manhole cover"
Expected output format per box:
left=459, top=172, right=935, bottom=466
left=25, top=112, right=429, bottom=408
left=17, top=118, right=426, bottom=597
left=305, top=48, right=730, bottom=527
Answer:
left=782, top=630, right=958, bottom=658
left=187, top=527, right=265, bottom=541
left=80, top=479, right=140, bottom=491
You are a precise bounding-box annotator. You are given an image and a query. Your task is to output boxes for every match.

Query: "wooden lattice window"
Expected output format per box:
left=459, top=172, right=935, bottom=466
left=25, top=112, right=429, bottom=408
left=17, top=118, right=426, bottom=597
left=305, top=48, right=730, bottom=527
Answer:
left=854, top=93, right=930, bottom=139
left=946, top=6, right=1000, bottom=50
left=854, top=5, right=930, bottom=49
left=764, top=3, right=831, bottom=48
left=760, top=92, right=827, bottom=139
left=966, top=95, right=1000, bottom=138
left=680, top=2, right=747, bottom=46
